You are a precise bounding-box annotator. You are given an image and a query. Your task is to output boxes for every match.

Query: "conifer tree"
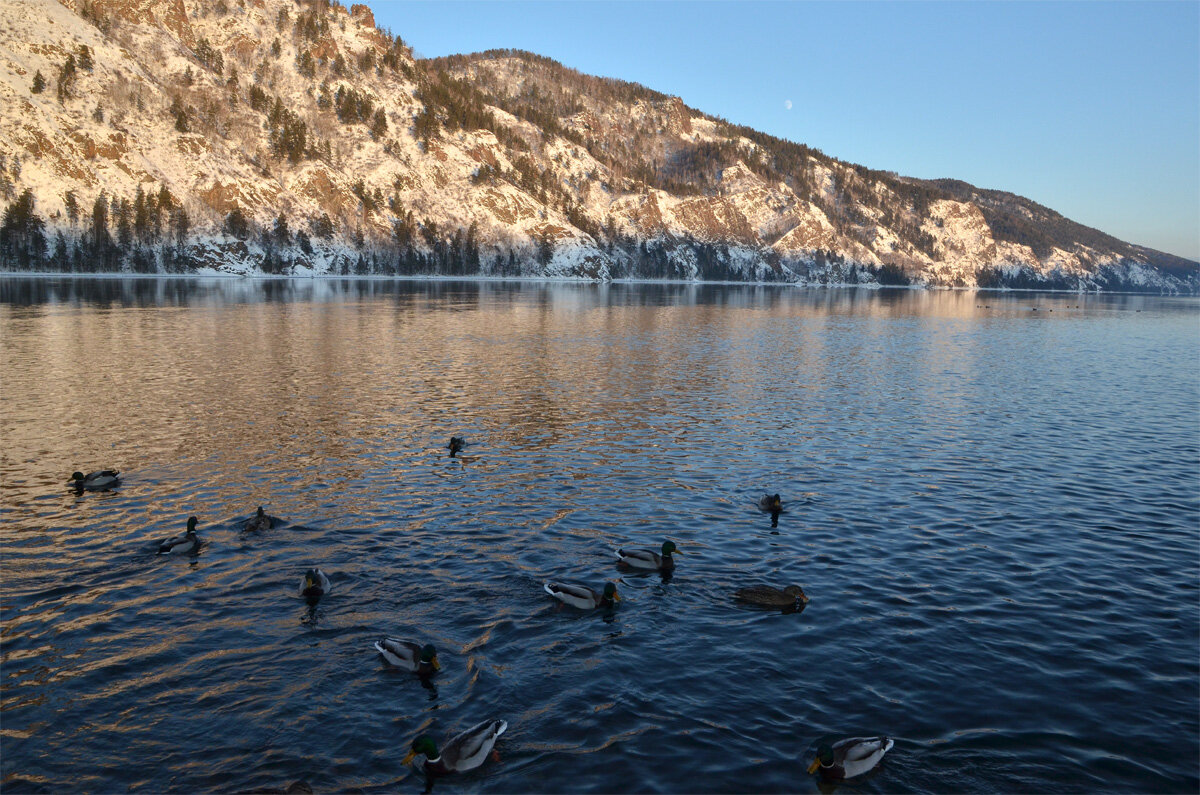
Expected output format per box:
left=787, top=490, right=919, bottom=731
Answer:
left=0, top=189, right=47, bottom=269
left=31, top=70, right=45, bottom=94
left=224, top=208, right=250, bottom=240
left=273, top=213, right=290, bottom=245
left=56, top=54, right=77, bottom=102
left=91, top=192, right=109, bottom=255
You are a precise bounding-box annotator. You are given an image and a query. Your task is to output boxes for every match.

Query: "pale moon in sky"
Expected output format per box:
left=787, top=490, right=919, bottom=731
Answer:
left=784, top=99, right=793, bottom=110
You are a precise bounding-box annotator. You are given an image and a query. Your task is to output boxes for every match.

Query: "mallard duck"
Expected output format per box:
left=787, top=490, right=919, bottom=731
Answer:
left=615, top=540, right=678, bottom=572
left=299, top=568, right=330, bottom=601
left=734, top=584, right=809, bottom=607
left=447, top=437, right=465, bottom=457
left=543, top=581, right=620, bottom=609
left=157, top=516, right=201, bottom=554
left=244, top=506, right=273, bottom=532
left=70, top=470, right=120, bottom=491
left=374, top=639, right=441, bottom=675
left=807, top=737, right=894, bottom=780
left=403, top=719, right=507, bottom=776
left=758, top=493, right=783, bottom=513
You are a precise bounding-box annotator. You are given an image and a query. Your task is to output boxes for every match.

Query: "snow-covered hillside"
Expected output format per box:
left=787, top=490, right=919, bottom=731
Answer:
left=0, top=0, right=1194, bottom=291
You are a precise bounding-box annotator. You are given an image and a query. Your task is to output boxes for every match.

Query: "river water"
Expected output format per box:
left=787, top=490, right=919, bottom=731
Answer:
left=1, top=277, right=1197, bottom=794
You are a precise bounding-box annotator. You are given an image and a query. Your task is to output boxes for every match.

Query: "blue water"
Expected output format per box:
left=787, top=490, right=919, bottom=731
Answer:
left=1, top=278, right=1197, bottom=793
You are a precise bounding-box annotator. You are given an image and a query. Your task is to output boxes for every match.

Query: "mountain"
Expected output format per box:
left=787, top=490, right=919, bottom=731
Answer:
left=0, top=0, right=1195, bottom=291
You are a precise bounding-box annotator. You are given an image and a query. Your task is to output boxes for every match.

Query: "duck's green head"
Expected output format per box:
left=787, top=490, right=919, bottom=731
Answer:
left=403, top=735, right=439, bottom=765
left=419, top=643, right=441, bottom=671
left=256, top=506, right=265, bottom=517
left=807, top=744, right=835, bottom=774
left=784, top=585, right=809, bottom=604
left=661, top=541, right=679, bottom=557
left=70, top=471, right=85, bottom=482
left=769, top=494, right=782, bottom=509
left=602, top=582, right=620, bottom=602
left=186, top=516, right=199, bottom=533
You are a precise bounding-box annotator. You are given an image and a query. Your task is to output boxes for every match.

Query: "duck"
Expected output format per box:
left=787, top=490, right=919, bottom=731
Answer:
left=374, top=639, right=441, bottom=675
left=70, top=469, right=120, bottom=491
left=299, top=568, right=330, bottom=601
left=734, top=584, right=809, bottom=607
left=447, top=437, right=465, bottom=457
left=807, top=736, right=894, bottom=780
left=157, top=516, right=201, bottom=554
left=403, top=719, right=508, bottom=776
left=615, top=540, right=678, bottom=572
left=758, top=493, right=783, bottom=513
left=244, top=506, right=273, bottom=532
left=543, top=581, right=620, bottom=609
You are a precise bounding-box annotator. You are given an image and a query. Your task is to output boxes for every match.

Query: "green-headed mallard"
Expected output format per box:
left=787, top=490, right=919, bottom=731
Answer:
left=807, top=736, right=894, bottom=780
left=734, top=584, right=809, bottom=607
left=70, top=470, right=120, bottom=491
left=244, top=506, right=273, bottom=532
left=615, top=540, right=678, bottom=572
left=157, top=516, right=201, bottom=554
left=299, top=568, right=330, bottom=602
left=374, top=639, right=441, bottom=675
left=543, top=581, right=620, bottom=609
left=447, top=437, right=465, bottom=457
left=403, top=719, right=507, bottom=776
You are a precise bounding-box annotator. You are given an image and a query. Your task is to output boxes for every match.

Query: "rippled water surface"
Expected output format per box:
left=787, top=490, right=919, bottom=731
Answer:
left=1, top=278, right=1197, bottom=794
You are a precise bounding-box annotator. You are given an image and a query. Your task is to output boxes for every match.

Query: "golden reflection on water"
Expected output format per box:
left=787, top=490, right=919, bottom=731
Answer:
left=0, top=279, right=1167, bottom=513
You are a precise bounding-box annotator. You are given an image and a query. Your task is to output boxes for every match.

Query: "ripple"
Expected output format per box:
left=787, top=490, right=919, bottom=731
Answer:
left=2, top=282, right=1198, bottom=793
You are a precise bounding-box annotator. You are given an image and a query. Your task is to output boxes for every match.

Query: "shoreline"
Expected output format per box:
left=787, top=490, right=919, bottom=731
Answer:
left=1, top=271, right=1189, bottom=296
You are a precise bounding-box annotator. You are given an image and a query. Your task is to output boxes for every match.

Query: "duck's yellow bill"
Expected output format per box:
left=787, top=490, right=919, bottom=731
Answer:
left=613, top=593, right=621, bottom=601
left=402, top=751, right=416, bottom=766
left=806, top=758, right=820, bottom=774
left=432, top=657, right=442, bottom=671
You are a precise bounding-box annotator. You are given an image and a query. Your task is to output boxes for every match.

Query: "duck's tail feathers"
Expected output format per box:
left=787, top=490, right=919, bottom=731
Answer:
left=882, top=737, right=894, bottom=753
left=614, top=548, right=625, bottom=560
left=493, top=720, right=508, bottom=738
left=373, top=641, right=386, bottom=655
left=543, top=582, right=557, bottom=596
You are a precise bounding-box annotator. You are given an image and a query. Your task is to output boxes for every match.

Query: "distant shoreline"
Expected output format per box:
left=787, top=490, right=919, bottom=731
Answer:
left=7, top=271, right=1190, bottom=295
left=3, top=271, right=1195, bottom=296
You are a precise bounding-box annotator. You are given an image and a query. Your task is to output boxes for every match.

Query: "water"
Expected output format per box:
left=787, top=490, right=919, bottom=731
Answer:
left=1, top=277, right=1197, bottom=794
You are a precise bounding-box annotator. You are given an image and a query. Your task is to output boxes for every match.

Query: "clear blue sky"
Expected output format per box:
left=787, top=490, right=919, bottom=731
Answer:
left=368, top=1, right=1200, bottom=261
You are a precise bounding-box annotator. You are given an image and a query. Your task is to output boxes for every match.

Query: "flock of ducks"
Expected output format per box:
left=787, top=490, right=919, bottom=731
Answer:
left=65, top=444, right=895, bottom=788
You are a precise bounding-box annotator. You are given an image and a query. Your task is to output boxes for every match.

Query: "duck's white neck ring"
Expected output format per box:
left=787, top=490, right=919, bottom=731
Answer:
left=426, top=755, right=442, bottom=764
left=819, top=760, right=835, bottom=769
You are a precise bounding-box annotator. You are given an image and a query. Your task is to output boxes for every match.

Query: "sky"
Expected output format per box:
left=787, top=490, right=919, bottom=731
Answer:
left=367, top=1, right=1200, bottom=262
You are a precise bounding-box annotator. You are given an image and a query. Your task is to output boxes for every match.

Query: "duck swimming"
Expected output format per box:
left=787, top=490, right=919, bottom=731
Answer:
left=543, top=581, right=620, bottom=609
left=157, top=516, right=201, bottom=554
left=244, top=506, right=273, bottom=532
left=758, top=493, right=783, bottom=513
left=447, top=437, right=465, bottom=457
left=299, top=568, right=330, bottom=602
left=615, top=540, right=678, bottom=572
left=70, top=470, right=120, bottom=491
left=758, top=493, right=784, bottom=527
left=403, top=719, right=507, bottom=776
left=734, top=584, right=809, bottom=607
left=374, top=639, right=440, bottom=675
left=808, top=736, right=894, bottom=780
